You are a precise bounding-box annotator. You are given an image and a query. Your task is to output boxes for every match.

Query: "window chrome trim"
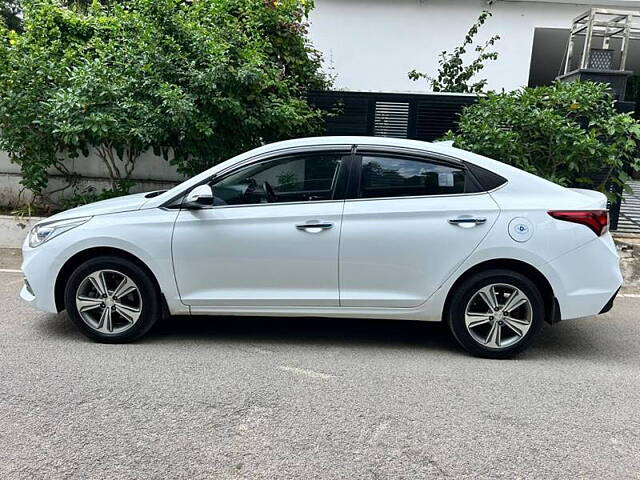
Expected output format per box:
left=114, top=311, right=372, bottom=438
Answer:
left=343, top=181, right=508, bottom=203
left=177, top=182, right=507, bottom=210
left=181, top=198, right=346, bottom=211
left=160, top=182, right=507, bottom=212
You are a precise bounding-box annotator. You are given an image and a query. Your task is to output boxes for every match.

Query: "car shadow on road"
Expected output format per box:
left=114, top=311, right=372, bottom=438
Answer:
left=151, top=314, right=461, bottom=353
left=36, top=310, right=623, bottom=361
left=38, top=311, right=459, bottom=354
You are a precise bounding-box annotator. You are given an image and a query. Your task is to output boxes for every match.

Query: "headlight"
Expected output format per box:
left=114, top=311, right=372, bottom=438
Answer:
left=28, top=217, right=91, bottom=248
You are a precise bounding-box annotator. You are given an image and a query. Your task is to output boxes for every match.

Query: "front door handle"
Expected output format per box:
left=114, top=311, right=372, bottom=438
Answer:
left=296, top=221, right=334, bottom=232
left=448, top=217, right=487, bottom=225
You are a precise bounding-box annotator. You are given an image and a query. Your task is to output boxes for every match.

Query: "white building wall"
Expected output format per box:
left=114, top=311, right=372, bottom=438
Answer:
left=309, top=0, right=640, bottom=93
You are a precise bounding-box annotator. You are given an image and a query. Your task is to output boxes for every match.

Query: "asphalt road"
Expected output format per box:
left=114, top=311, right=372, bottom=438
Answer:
left=1, top=253, right=639, bottom=479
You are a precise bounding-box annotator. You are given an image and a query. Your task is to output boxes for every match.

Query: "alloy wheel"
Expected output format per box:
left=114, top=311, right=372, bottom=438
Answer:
left=464, top=283, right=533, bottom=349
left=75, top=269, right=142, bottom=335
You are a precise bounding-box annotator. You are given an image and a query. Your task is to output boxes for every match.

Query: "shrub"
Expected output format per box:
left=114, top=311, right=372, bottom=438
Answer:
left=445, top=81, right=640, bottom=201
left=0, top=0, right=329, bottom=205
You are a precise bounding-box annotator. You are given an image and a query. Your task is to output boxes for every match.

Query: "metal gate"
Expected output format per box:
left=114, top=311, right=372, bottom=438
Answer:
left=308, top=90, right=477, bottom=142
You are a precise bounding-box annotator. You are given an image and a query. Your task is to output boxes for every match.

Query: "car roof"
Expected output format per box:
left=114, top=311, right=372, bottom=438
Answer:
left=239, top=135, right=460, bottom=157
left=252, top=135, right=434, bottom=148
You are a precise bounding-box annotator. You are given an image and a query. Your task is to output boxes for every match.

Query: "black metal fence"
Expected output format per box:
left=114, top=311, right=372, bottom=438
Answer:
left=308, top=90, right=477, bottom=142
left=310, top=89, right=626, bottom=230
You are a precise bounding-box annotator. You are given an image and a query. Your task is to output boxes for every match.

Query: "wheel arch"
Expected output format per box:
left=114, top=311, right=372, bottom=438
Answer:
left=54, top=246, right=163, bottom=313
left=443, top=258, right=560, bottom=325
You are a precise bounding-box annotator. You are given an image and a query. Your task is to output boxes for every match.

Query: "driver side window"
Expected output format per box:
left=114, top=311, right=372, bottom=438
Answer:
left=210, top=153, right=346, bottom=206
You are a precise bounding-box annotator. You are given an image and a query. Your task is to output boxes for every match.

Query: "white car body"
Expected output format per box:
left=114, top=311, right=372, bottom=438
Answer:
left=21, top=136, right=622, bottom=328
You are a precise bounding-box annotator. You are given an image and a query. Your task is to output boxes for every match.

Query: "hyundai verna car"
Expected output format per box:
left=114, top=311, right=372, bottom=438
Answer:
left=20, top=136, right=622, bottom=358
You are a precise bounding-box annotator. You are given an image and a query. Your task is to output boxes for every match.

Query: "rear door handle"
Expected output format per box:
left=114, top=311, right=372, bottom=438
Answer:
left=448, top=217, right=487, bottom=225
left=296, top=221, right=334, bottom=232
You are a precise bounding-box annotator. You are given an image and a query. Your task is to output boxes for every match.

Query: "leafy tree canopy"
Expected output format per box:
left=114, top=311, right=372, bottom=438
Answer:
left=0, top=0, right=329, bottom=204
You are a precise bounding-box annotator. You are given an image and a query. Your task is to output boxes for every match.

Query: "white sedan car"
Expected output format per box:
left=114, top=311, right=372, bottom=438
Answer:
left=21, top=136, right=622, bottom=358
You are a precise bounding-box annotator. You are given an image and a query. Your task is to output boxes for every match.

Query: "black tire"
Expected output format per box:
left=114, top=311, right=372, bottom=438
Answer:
left=447, top=269, right=545, bottom=359
left=64, top=256, right=160, bottom=343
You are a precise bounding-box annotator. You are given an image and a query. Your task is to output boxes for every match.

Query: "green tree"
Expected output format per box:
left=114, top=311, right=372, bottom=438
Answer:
left=0, top=0, right=329, bottom=206
left=408, top=10, right=499, bottom=93
left=444, top=81, right=640, bottom=201
left=159, top=0, right=329, bottom=176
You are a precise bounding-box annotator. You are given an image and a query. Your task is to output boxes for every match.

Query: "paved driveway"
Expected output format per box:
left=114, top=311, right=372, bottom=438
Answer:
left=1, top=254, right=639, bottom=479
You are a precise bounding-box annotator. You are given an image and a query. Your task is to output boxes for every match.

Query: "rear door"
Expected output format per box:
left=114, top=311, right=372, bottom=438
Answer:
left=339, top=150, right=500, bottom=307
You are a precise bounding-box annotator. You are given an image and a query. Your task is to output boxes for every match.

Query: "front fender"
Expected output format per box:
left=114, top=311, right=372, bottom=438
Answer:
left=22, top=208, right=186, bottom=314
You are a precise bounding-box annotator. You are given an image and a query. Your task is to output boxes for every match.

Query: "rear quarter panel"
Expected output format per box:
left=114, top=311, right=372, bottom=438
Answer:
left=418, top=147, right=618, bottom=321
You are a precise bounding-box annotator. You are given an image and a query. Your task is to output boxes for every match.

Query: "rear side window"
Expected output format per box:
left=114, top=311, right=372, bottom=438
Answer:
left=464, top=162, right=507, bottom=191
left=358, top=155, right=477, bottom=199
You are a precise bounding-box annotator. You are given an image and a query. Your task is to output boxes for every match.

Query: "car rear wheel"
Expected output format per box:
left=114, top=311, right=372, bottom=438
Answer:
left=64, top=256, right=160, bottom=343
left=447, top=269, right=545, bottom=359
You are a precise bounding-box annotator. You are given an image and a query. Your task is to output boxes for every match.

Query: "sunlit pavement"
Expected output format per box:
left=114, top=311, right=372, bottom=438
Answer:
left=1, top=250, right=639, bottom=479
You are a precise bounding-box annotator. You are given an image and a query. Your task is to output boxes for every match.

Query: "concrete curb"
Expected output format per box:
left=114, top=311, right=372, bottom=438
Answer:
left=614, top=235, right=640, bottom=292
left=0, top=215, right=45, bottom=249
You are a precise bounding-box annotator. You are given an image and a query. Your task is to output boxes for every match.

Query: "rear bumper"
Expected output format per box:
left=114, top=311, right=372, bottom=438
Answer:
left=599, top=287, right=620, bottom=314
left=542, top=234, right=623, bottom=320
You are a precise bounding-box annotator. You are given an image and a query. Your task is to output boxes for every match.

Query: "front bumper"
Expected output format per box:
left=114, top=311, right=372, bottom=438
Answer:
left=20, top=277, right=36, bottom=303
left=21, top=236, right=62, bottom=313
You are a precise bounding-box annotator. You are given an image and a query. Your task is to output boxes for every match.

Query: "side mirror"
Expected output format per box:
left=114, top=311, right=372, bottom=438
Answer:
left=184, top=184, right=214, bottom=208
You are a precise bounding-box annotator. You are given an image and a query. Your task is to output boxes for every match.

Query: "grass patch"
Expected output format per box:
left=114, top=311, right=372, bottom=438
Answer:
left=0, top=204, right=55, bottom=218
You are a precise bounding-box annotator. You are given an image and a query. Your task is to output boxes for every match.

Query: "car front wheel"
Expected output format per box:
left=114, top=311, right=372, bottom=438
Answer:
left=447, top=269, right=545, bottom=359
left=64, top=256, right=160, bottom=343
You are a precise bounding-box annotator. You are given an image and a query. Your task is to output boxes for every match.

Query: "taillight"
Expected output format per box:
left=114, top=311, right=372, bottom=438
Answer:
left=547, top=210, right=609, bottom=236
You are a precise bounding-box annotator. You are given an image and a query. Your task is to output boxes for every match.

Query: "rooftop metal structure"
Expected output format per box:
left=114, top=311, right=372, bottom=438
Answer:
left=562, top=8, right=640, bottom=74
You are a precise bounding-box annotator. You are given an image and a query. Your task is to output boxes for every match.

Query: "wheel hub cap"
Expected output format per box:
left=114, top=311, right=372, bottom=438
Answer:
left=464, top=283, right=533, bottom=350
left=75, top=269, right=142, bottom=335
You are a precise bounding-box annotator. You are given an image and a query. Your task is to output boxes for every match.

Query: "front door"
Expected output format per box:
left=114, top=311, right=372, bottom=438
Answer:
left=172, top=150, right=349, bottom=307
left=339, top=151, right=500, bottom=307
